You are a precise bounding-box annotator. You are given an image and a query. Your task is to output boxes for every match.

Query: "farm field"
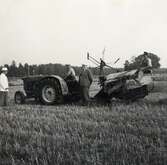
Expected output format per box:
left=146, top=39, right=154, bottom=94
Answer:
left=0, top=75, right=167, bottom=165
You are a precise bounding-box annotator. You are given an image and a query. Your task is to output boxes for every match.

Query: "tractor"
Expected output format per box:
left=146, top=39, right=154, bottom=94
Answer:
left=14, top=75, right=81, bottom=105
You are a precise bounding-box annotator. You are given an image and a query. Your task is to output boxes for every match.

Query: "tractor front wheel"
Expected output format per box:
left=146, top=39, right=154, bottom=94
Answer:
left=14, top=91, right=25, bottom=104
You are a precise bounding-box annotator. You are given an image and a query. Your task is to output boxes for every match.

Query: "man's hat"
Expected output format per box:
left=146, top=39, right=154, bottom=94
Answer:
left=1, top=67, right=8, bottom=72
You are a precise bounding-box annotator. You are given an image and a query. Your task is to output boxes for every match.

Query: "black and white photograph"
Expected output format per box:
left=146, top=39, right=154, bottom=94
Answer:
left=0, top=0, right=167, bottom=164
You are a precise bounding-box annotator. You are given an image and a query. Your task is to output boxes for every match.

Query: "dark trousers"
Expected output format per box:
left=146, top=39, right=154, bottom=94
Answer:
left=80, top=86, right=90, bottom=105
left=0, top=91, right=8, bottom=106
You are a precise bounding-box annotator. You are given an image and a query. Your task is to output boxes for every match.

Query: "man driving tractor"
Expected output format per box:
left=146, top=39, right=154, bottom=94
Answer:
left=65, top=64, right=76, bottom=81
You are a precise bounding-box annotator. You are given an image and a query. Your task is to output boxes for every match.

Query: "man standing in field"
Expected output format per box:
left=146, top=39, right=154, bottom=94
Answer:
left=79, top=64, right=93, bottom=106
left=0, top=67, right=9, bottom=106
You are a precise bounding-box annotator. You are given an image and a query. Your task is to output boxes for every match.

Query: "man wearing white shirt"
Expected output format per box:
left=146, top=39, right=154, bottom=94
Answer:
left=143, top=52, right=152, bottom=67
left=0, top=67, right=9, bottom=106
left=147, top=57, right=152, bottom=67
left=143, top=52, right=153, bottom=75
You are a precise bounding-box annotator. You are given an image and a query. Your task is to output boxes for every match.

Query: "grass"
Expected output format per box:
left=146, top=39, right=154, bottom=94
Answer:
left=0, top=76, right=167, bottom=165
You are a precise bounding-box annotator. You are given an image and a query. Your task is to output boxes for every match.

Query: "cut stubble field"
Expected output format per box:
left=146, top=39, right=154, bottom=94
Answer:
left=0, top=76, right=167, bottom=165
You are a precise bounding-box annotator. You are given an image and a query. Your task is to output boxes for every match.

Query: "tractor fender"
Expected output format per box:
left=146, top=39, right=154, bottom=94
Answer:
left=39, top=75, right=69, bottom=95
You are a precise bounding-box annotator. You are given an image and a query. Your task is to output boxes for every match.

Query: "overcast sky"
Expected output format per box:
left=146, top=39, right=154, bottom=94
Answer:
left=0, top=0, right=167, bottom=67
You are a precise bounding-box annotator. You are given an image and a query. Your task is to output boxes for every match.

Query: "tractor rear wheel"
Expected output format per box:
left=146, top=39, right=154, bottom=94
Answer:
left=39, top=79, right=63, bottom=105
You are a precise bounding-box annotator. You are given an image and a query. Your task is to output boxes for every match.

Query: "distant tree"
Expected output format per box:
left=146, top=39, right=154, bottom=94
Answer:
left=49, top=64, right=55, bottom=75
left=8, top=60, right=18, bottom=77
left=18, top=63, right=25, bottom=77
left=29, top=65, right=34, bottom=75
left=37, top=64, right=44, bottom=75
left=124, top=52, right=161, bottom=70
left=31, top=65, right=38, bottom=75
left=24, top=63, right=29, bottom=76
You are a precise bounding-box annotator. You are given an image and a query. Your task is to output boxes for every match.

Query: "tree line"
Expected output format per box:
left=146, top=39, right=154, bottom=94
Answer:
left=0, top=61, right=78, bottom=77
left=1, top=52, right=160, bottom=77
left=1, top=60, right=118, bottom=78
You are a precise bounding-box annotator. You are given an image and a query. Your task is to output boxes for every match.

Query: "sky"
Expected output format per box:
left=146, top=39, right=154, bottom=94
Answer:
left=0, top=0, right=167, bottom=67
